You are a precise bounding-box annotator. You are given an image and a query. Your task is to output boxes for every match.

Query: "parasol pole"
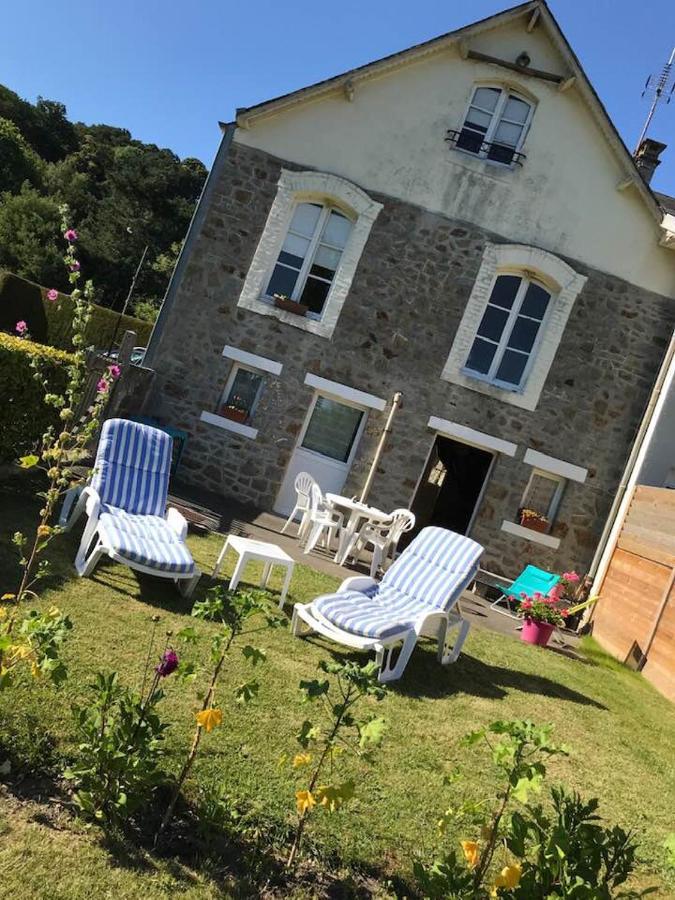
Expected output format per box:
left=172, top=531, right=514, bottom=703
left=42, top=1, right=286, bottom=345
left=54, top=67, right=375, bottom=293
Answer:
left=359, top=391, right=402, bottom=503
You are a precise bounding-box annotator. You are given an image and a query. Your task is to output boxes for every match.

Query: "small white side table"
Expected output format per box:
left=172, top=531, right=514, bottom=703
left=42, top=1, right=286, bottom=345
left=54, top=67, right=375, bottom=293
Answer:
left=212, top=535, right=295, bottom=609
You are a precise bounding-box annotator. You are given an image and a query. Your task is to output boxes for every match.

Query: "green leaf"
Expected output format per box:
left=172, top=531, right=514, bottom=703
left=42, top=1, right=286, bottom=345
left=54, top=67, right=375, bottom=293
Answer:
left=242, top=645, right=267, bottom=667
left=512, top=771, right=544, bottom=803
left=358, top=716, right=386, bottom=749
left=176, top=626, right=199, bottom=644
left=18, top=454, right=39, bottom=468
left=234, top=679, right=259, bottom=704
left=297, top=719, right=320, bottom=748
left=299, top=678, right=329, bottom=701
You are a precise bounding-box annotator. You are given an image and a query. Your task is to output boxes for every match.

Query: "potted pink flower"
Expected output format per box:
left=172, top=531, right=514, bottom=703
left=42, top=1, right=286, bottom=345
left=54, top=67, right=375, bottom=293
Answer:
left=518, top=507, right=550, bottom=533
left=513, top=571, right=580, bottom=647
left=272, top=292, right=309, bottom=317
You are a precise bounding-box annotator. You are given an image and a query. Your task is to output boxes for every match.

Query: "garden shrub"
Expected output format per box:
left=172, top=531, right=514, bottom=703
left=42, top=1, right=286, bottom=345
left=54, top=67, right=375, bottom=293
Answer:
left=0, top=270, right=48, bottom=342
left=43, top=288, right=153, bottom=351
left=0, top=332, right=73, bottom=462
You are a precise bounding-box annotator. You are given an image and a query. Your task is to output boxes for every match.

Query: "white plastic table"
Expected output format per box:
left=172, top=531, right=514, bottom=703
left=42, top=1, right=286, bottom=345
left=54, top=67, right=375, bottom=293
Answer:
left=212, top=535, right=295, bottom=609
left=325, top=494, right=391, bottom=566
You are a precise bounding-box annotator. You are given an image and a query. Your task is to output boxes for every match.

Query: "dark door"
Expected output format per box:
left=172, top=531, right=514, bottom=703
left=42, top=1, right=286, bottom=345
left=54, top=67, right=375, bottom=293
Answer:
left=406, top=436, right=494, bottom=542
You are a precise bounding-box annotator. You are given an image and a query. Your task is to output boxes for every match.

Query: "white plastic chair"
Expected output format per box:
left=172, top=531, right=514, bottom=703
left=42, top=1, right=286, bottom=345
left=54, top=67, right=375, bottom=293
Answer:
left=302, top=483, right=344, bottom=555
left=350, top=508, right=416, bottom=578
left=280, top=471, right=316, bottom=539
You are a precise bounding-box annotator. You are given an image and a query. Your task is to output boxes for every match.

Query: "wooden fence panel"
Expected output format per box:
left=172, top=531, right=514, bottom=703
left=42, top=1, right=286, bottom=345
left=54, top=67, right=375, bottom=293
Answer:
left=594, top=486, right=675, bottom=703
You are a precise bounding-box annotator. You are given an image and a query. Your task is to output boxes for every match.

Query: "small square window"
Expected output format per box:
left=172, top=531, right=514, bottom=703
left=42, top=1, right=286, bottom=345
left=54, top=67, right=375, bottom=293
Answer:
left=517, top=470, right=565, bottom=534
left=218, top=366, right=264, bottom=425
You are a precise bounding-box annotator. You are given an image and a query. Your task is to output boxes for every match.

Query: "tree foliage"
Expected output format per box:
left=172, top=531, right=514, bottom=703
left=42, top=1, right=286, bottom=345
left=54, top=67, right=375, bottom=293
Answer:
left=0, top=83, right=206, bottom=308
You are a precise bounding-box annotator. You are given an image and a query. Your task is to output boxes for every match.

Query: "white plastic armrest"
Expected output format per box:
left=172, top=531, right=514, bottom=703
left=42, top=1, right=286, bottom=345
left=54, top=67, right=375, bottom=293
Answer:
left=338, top=575, right=378, bottom=593
left=84, top=486, right=101, bottom=519
left=166, top=506, right=188, bottom=540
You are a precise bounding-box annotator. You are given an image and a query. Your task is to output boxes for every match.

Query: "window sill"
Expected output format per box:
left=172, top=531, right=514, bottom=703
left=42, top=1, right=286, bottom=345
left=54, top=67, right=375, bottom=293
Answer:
left=237, top=294, right=334, bottom=339
left=200, top=410, right=258, bottom=440
left=442, top=366, right=537, bottom=411
left=500, top=520, right=561, bottom=549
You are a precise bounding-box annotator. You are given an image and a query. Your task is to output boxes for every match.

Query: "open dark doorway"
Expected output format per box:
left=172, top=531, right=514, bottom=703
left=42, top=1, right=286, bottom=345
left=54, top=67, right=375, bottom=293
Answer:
left=406, top=436, right=494, bottom=543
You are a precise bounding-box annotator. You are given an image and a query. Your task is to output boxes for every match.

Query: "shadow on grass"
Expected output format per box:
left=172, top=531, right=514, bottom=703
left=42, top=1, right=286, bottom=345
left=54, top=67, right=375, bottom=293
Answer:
left=298, top=633, right=607, bottom=709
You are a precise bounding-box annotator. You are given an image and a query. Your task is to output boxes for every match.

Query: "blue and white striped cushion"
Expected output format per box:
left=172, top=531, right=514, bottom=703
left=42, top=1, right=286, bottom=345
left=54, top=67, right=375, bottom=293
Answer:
left=92, top=419, right=172, bottom=517
left=313, top=527, right=483, bottom=640
left=98, top=505, right=195, bottom=575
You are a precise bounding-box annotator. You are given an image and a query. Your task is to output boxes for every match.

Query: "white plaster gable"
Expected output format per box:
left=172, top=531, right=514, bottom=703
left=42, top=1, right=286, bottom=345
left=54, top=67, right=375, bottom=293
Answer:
left=234, top=6, right=675, bottom=297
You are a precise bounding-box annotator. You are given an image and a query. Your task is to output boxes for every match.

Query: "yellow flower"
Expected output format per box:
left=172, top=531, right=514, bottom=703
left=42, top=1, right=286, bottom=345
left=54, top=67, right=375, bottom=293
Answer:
left=292, top=752, right=312, bottom=768
left=1, top=594, right=16, bottom=602
left=491, top=864, right=522, bottom=896
left=196, top=707, right=223, bottom=732
left=460, top=840, right=480, bottom=869
left=295, top=789, right=316, bottom=815
left=37, top=525, right=52, bottom=538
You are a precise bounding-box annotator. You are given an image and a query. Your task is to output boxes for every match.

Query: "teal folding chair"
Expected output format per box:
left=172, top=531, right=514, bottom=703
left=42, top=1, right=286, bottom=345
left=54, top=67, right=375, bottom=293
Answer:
left=490, top=565, right=561, bottom=619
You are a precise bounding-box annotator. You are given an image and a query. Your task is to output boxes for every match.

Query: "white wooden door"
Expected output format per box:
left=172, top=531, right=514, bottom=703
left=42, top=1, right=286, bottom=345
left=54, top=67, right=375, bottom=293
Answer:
left=275, top=394, right=367, bottom=516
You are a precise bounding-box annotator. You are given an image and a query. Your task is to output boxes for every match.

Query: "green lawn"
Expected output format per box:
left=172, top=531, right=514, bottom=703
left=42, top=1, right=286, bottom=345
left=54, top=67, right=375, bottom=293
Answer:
left=1, top=475, right=674, bottom=899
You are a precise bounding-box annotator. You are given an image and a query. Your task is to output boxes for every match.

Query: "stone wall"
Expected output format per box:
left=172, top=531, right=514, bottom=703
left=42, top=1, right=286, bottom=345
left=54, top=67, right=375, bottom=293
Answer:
left=147, top=140, right=674, bottom=578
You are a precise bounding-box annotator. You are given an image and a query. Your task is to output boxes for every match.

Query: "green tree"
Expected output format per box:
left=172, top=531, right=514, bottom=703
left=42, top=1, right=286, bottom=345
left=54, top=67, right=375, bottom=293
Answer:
left=0, top=186, right=63, bottom=288
left=0, top=117, right=43, bottom=193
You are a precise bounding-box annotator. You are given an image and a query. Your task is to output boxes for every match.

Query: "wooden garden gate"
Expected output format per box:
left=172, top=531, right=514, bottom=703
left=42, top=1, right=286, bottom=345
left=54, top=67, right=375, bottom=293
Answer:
left=592, top=486, right=675, bottom=702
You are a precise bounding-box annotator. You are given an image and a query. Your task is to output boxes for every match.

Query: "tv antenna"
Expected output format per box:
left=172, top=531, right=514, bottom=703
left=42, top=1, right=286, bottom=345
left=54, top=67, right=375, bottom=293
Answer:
left=635, top=46, right=675, bottom=150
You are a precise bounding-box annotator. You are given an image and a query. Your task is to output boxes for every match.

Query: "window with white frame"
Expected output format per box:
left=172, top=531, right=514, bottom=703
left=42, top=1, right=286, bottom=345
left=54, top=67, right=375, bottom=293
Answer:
left=237, top=170, right=382, bottom=340
left=265, top=202, right=354, bottom=317
left=218, top=365, right=265, bottom=424
left=464, top=274, right=551, bottom=390
left=518, top=469, right=565, bottom=534
left=456, top=86, right=533, bottom=165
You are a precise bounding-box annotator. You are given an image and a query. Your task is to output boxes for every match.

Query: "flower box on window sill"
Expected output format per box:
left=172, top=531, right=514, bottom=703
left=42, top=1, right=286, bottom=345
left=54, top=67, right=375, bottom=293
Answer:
left=518, top=509, right=550, bottom=534
left=273, top=294, right=308, bottom=317
left=220, top=405, right=249, bottom=424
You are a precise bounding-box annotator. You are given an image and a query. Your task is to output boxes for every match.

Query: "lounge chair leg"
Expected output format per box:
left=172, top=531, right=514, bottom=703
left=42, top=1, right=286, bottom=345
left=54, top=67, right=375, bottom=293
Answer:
left=74, top=518, right=101, bottom=574
left=437, top=617, right=470, bottom=665
left=77, top=541, right=104, bottom=578
left=292, top=604, right=314, bottom=637
left=178, top=568, right=201, bottom=598
left=376, top=631, right=417, bottom=682
left=60, top=486, right=85, bottom=529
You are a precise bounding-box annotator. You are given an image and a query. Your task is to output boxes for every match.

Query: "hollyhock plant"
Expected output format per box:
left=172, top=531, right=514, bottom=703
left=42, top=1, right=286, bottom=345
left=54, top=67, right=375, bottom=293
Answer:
left=155, top=648, right=179, bottom=677
left=46, top=288, right=59, bottom=302
left=108, top=364, right=121, bottom=380
left=96, top=378, right=108, bottom=394
left=15, top=320, right=28, bottom=336
left=69, top=261, right=81, bottom=272
left=64, top=228, right=78, bottom=242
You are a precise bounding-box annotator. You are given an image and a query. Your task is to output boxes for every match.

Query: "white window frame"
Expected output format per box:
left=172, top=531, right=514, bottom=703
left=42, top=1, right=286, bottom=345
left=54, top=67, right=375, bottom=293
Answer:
left=456, top=85, right=535, bottom=166
left=237, top=170, right=382, bottom=339
left=263, top=202, right=353, bottom=320
left=519, top=468, right=566, bottom=528
left=298, top=391, right=368, bottom=467
left=442, top=244, right=588, bottom=411
left=462, top=273, right=553, bottom=392
left=219, top=363, right=265, bottom=423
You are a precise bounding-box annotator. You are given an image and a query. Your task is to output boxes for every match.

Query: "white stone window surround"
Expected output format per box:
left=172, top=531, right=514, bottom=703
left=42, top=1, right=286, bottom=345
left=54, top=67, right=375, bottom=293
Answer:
left=523, top=448, right=587, bottom=483
left=200, top=410, right=258, bottom=441
left=305, top=373, right=386, bottom=411
left=222, top=344, right=283, bottom=376
left=441, top=243, right=587, bottom=411
left=427, top=415, right=517, bottom=457
left=237, top=169, right=383, bottom=339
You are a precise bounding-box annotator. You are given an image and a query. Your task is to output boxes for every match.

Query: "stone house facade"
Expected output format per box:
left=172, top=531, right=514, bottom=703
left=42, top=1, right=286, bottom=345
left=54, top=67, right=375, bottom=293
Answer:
left=145, top=0, right=675, bottom=578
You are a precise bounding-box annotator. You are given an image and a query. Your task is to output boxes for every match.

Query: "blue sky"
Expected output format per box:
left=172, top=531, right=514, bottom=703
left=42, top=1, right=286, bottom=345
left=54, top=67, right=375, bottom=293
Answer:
left=2, top=0, right=674, bottom=195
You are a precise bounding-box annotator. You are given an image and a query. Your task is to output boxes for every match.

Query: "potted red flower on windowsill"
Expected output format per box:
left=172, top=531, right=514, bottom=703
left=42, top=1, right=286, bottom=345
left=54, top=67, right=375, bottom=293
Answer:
left=220, top=403, right=248, bottom=424
left=518, top=507, right=550, bottom=533
left=513, top=570, right=580, bottom=647
left=272, top=293, right=309, bottom=317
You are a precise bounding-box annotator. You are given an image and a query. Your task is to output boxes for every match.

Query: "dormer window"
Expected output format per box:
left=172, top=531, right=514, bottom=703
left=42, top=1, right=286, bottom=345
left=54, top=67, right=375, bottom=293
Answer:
left=455, top=86, right=533, bottom=165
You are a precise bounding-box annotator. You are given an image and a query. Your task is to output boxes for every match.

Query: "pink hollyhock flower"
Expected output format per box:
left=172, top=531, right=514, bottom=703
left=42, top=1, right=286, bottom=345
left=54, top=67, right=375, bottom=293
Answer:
left=563, top=571, right=580, bottom=582
left=519, top=592, right=528, bottom=599
left=69, top=261, right=81, bottom=272
left=96, top=378, right=109, bottom=393
left=46, top=288, right=59, bottom=302
left=533, top=591, right=542, bottom=600
left=155, top=648, right=179, bottom=677
left=108, top=364, right=121, bottom=380
left=15, top=320, right=27, bottom=335
left=561, top=608, right=570, bottom=618
left=521, top=599, right=533, bottom=609
left=64, top=228, right=78, bottom=242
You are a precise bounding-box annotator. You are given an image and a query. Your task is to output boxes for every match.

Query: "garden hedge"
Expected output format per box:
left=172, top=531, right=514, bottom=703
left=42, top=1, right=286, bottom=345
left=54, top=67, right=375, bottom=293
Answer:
left=0, top=332, right=74, bottom=463
left=0, top=270, right=152, bottom=351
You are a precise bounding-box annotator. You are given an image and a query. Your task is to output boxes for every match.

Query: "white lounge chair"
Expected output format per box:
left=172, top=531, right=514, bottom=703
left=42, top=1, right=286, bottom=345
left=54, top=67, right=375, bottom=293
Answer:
left=292, top=526, right=484, bottom=682
left=63, top=418, right=201, bottom=597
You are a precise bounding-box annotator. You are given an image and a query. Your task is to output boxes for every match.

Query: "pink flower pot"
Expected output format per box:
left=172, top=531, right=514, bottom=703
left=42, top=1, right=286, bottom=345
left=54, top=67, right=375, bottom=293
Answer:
left=520, top=618, right=555, bottom=647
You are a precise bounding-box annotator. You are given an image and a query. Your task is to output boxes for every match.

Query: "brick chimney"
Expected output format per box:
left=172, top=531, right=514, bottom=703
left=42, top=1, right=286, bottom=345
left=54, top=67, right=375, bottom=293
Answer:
left=634, top=138, right=667, bottom=184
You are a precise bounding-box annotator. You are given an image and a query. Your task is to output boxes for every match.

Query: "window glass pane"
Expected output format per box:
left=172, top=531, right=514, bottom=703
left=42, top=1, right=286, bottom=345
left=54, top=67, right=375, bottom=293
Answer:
left=520, top=283, right=550, bottom=320
left=465, top=108, right=492, bottom=131
left=493, top=120, right=523, bottom=147
left=477, top=305, right=509, bottom=341
left=489, top=275, right=521, bottom=310
left=487, top=143, right=516, bottom=165
left=466, top=337, right=497, bottom=374
left=508, top=316, right=540, bottom=352
left=300, top=277, right=331, bottom=314
left=282, top=232, right=311, bottom=259
left=301, top=397, right=363, bottom=462
left=457, top=129, right=484, bottom=153
left=495, top=349, right=528, bottom=385
left=267, top=264, right=299, bottom=298
left=313, top=244, right=342, bottom=272
left=322, top=211, right=352, bottom=247
left=503, top=96, right=530, bottom=124
left=223, top=369, right=263, bottom=418
left=289, top=203, right=322, bottom=237
left=473, top=87, right=501, bottom=111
